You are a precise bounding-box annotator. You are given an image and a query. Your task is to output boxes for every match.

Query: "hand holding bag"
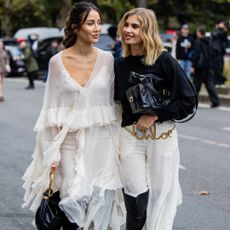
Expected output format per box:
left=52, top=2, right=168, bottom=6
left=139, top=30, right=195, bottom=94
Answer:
left=126, top=71, right=198, bottom=122
left=35, top=168, right=63, bottom=230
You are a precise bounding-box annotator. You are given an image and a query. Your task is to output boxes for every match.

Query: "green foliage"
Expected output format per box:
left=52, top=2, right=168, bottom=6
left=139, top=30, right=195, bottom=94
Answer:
left=96, top=0, right=134, bottom=23
left=0, top=0, right=229, bottom=35
left=149, top=0, right=230, bottom=30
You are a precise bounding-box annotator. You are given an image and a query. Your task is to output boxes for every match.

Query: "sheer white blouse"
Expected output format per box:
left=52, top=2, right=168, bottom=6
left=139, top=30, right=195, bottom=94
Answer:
left=22, top=49, right=123, bottom=217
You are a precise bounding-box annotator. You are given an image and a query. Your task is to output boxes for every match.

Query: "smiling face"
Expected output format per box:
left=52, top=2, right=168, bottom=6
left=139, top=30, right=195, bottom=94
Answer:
left=76, top=9, right=102, bottom=44
left=122, top=14, right=143, bottom=46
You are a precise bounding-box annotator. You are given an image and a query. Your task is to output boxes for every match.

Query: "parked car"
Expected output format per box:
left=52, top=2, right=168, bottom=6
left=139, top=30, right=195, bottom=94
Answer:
left=2, top=38, right=26, bottom=76
left=5, top=45, right=26, bottom=76
left=14, top=27, right=61, bottom=41
left=160, top=33, right=173, bottom=53
left=60, top=24, right=115, bottom=53
left=94, top=33, right=114, bottom=52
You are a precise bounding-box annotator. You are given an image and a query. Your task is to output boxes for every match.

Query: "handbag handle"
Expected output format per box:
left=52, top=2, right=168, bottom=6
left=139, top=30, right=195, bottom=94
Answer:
left=43, top=166, right=57, bottom=198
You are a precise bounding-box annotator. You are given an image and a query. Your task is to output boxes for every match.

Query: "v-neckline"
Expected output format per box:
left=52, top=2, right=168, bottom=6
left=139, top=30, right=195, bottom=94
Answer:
left=59, top=48, right=99, bottom=89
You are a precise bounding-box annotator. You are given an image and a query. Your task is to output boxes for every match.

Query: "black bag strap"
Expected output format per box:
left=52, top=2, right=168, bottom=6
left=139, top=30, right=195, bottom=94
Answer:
left=171, top=78, right=198, bottom=123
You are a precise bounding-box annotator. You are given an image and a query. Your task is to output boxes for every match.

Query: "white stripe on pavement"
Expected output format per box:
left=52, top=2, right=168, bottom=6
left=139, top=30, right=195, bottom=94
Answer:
left=6, top=77, right=45, bottom=86
left=179, top=165, right=186, bottom=170
left=179, top=134, right=230, bottom=148
left=199, top=103, right=230, bottom=112
left=222, top=127, right=230, bottom=132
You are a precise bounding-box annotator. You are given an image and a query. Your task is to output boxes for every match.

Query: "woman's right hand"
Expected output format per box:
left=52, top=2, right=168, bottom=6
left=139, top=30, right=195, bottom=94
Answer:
left=136, top=114, right=158, bottom=131
left=51, top=162, right=59, bottom=173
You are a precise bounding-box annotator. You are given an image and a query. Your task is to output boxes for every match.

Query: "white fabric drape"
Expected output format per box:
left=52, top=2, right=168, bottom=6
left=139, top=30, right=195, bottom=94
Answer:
left=22, top=48, right=125, bottom=229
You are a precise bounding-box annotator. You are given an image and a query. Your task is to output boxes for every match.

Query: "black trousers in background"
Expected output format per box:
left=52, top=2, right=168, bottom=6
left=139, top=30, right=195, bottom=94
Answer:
left=27, top=71, right=37, bottom=88
left=211, top=50, right=226, bottom=85
left=193, top=68, right=220, bottom=106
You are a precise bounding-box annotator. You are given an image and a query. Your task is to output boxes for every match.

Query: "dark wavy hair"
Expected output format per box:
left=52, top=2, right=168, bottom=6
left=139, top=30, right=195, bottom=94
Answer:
left=63, top=1, right=102, bottom=48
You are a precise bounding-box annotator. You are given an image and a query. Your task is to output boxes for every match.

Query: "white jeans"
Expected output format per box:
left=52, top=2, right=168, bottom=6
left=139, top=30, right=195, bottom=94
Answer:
left=120, top=121, right=182, bottom=230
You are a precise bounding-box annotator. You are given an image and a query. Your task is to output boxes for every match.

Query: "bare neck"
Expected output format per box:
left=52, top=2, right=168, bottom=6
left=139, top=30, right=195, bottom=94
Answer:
left=130, top=44, right=144, bottom=56
left=71, top=39, right=96, bottom=57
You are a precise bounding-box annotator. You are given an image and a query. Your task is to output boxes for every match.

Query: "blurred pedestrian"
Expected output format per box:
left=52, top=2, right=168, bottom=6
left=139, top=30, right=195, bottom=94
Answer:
left=191, top=27, right=220, bottom=108
left=115, top=8, right=197, bottom=230
left=210, top=20, right=228, bottom=85
left=112, top=34, right=122, bottom=58
left=27, top=33, right=39, bottom=58
left=176, top=24, right=194, bottom=78
left=22, top=2, right=125, bottom=229
left=42, top=39, right=59, bottom=82
left=0, top=40, right=10, bottom=102
left=108, top=26, right=122, bottom=58
left=20, top=41, right=39, bottom=89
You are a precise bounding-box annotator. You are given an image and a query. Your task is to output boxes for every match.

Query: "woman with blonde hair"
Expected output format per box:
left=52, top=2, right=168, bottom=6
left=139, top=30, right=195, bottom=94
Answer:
left=114, top=8, right=197, bottom=230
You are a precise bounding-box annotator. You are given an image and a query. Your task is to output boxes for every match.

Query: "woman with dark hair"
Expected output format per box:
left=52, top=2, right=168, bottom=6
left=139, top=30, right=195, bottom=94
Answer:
left=114, top=8, right=197, bottom=230
left=22, top=2, right=125, bottom=229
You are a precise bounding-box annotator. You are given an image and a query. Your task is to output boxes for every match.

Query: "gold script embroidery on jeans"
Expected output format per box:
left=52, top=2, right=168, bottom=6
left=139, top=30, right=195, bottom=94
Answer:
left=124, top=122, right=175, bottom=140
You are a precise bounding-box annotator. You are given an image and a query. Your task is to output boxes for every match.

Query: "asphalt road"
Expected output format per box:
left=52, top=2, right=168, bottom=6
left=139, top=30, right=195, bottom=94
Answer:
left=0, top=78, right=230, bottom=230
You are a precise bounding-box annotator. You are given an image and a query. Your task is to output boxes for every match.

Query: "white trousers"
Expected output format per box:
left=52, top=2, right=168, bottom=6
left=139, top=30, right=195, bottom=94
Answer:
left=120, top=121, right=182, bottom=230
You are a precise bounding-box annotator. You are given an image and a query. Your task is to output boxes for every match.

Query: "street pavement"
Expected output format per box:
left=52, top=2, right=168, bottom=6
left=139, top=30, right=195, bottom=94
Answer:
left=0, top=78, right=230, bottom=230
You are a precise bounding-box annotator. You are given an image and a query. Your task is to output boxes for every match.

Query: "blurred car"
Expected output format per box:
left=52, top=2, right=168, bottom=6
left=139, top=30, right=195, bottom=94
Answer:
left=94, top=33, right=114, bottom=52
left=2, top=39, right=26, bottom=76
left=60, top=24, right=115, bottom=53
left=95, top=24, right=116, bottom=53
left=160, top=33, right=174, bottom=53
left=14, top=27, right=61, bottom=41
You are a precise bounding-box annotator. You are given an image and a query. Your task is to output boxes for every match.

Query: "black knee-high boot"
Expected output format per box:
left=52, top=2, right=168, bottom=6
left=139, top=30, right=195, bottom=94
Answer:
left=123, top=190, right=149, bottom=230
left=61, top=212, right=79, bottom=230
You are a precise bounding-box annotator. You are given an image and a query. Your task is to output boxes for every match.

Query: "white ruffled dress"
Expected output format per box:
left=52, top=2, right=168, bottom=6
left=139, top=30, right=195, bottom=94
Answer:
left=22, top=48, right=125, bottom=229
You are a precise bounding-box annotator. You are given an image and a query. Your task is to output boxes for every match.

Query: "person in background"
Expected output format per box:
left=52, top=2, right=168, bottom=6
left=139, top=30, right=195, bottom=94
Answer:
left=27, top=33, right=39, bottom=58
left=115, top=8, right=197, bottom=230
left=0, top=40, right=10, bottom=101
left=170, top=31, right=179, bottom=59
left=20, top=41, right=39, bottom=89
left=43, top=39, right=59, bottom=82
left=108, top=26, right=122, bottom=58
left=210, top=20, right=228, bottom=85
left=191, top=27, right=220, bottom=108
left=176, top=24, right=194, bottom=79
left=112, top=34, right=122, bottom=58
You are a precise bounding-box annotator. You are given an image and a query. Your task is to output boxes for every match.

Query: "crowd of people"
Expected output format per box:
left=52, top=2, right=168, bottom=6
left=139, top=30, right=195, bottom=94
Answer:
left=174, top=20, right=229, bottom=108
left=0, top=35, right=60, bottom=103
left=108, top=19, right=229, bottom=109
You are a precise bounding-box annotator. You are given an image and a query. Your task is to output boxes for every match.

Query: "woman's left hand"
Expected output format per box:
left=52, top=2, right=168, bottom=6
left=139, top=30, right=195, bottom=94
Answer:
left=136, top=115, right=158, bottom=131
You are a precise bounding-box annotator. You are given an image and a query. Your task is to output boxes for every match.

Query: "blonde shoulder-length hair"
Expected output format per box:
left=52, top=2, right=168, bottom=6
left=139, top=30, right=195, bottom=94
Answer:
left=118, top=8, right=165, bottom=65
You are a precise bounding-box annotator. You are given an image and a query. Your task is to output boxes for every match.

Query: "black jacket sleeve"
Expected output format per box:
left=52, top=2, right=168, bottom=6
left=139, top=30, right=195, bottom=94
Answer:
left=157, top=52, right=197, bottom=122
left=191, top=40, right=200, bottom=65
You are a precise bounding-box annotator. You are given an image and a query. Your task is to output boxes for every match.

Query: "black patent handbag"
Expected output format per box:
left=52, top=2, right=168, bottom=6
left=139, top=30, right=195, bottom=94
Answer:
left=35, top=170, right=63, bottom=230
left=126, top=71, right=171, bottom=115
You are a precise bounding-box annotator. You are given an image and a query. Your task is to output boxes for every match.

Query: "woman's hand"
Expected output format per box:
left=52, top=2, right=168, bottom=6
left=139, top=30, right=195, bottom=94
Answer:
left=136, top=115, right=158, bottom=131
left=51, top=162, right=59, bottom=173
